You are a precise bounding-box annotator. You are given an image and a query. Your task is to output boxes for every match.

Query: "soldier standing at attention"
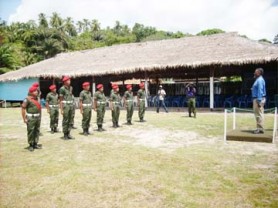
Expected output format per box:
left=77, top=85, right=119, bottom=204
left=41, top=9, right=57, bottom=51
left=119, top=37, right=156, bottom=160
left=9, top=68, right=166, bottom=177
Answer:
left=123, top=84, right=134, bottom=125
left=79, top=82, right=93, bottom=136
left=137, top=82, right=146, bottom=122
left=32, top=82, right=43, bottom=135
left=59, top=76, right=75, bottom=140
left=186, top=82, right=197, bottom=118
left=46, top=84, right=59, bottom=134
left=21, top=86, right=42, bottom=151
left=93, top=84, right=106, bottom=131
left=110, top=84, right=121, bottom=128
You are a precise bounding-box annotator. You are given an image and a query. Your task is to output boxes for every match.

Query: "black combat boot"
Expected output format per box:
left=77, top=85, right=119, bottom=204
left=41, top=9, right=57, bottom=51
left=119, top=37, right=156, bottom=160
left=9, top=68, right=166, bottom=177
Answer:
left=33, top=143, right=42, bottom=149
left=51, top=128, right=54, bottom=134
left=116, top=122, right=120, bottom=127
left=113, top=122, right=117, bottom=128
left=54, top=127, right=58, bottom=132
left=64, top=133, right=69, bottom=140
left=97, top=125, right=102, bottom=132
left=28, top=145, right=34, bottom=152
left=67, top=132, right=74, bottom=139
left=83, top=129, right=88, bottom=136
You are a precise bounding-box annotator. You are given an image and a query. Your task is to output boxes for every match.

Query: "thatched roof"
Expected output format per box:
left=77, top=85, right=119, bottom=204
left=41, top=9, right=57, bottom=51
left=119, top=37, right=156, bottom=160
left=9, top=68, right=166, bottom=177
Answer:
left=0, top=32, right=278, bottom=82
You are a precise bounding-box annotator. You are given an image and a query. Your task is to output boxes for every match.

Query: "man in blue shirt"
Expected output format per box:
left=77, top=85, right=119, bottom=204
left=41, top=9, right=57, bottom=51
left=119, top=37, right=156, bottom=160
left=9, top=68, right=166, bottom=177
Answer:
left=252, top=68, right=266, bottom=134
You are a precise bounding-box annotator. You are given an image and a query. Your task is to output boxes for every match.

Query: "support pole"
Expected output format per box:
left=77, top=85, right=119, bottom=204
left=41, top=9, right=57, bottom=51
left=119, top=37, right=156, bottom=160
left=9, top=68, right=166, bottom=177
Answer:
left=145, top=72, right=149, bottom=108
left=209, top=68, right=214, bottom=110
left=273, top=107, right=277, bottom=143
left=224, top=109, right=227, bottom=143
left=233, top=107, right=236, bottom=130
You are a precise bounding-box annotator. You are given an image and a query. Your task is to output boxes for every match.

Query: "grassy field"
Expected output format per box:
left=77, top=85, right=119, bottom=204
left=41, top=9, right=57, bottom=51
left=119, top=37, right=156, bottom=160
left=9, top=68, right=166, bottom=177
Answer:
left=0, top=108, right=278, bottom=208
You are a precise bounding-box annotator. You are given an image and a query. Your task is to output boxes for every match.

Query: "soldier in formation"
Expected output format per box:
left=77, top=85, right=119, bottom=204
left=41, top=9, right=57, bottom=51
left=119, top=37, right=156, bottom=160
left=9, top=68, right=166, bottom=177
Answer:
left=110, top=84, right=121, bottom=128
left=21, top=85, right=42, bottom=151
left=46, top=84, right=59, bottom=133
left=93, top=84, right=106, bottom=131
left=123, top=84, right=134, bottom=125
left=137, top=83, right=146, bottom=122
left=59, top=76, right=75, bottom=139
left=79, top=82, right=93, bottom=135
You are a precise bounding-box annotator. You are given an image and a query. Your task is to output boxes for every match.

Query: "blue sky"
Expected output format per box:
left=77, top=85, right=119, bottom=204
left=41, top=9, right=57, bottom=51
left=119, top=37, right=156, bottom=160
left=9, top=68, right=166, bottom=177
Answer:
left=0, top=0, right=277, bottom=41
left=0, top=0, right=21, bottom=21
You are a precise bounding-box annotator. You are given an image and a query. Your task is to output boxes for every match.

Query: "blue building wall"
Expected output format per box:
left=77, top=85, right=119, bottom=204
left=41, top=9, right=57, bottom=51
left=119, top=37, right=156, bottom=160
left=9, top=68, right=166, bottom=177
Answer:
left=0, top=78, right=38, bottom=101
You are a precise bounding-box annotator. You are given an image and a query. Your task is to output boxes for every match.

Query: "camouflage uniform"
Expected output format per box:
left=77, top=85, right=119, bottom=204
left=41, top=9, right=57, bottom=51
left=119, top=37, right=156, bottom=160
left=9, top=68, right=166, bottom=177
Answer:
left=94, top=90, right=106, bottom=131
left=22, top=95, right=41, bottom=150
left=59, top=85, right=75, bottom=139
left=110, top=90, right=121, bottom=127
left=46, top=91, right=59, bottom=132
left=137, top=89, right=146, bottom=122
left=124, top=90, right=134, bottom=124
left=79, top=90, right=92, bottom=133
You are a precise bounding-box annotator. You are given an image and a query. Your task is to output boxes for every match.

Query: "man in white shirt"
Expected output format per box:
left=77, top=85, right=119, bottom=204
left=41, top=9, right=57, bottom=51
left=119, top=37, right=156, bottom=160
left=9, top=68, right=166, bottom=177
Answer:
left=156, top=85, right=168, bottom=113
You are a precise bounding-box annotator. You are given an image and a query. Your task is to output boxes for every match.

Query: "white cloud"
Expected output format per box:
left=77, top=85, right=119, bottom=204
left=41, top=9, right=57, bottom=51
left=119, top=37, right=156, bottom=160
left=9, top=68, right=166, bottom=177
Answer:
left=8, top=0, right=278, bottom=41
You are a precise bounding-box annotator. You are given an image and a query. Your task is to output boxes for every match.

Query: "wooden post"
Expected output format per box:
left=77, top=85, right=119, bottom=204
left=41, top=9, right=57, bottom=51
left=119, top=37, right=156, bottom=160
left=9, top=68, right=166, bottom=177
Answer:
left=209, top=68, right=214, bottom=110
left=145, top=72, right=148, bottom=107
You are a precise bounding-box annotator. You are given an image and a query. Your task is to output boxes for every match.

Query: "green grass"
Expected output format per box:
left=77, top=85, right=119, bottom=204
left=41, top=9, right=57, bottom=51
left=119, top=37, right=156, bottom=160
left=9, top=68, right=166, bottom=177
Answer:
left=0, top=108, right=278, bottom=207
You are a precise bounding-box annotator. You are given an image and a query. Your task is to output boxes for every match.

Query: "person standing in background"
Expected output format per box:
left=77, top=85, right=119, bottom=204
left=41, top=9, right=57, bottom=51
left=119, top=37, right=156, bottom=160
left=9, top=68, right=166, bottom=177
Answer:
left=252, top=68, right=266, bottom=134
left=123, top=84, right=134, bottom=125
left=156, top=85, right=168, bottom=113
left=186, top=82, right=197, bottom=118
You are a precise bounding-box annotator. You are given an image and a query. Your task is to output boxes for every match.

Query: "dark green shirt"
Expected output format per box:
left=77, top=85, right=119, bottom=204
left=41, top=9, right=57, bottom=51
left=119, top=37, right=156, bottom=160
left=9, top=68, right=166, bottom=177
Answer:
left=110, top=91, right=121, bottom=103
left=79, top=90, right=92, bottom=104
left=46, top=92, right=59, bottom=105
left=23, top=97, right=41, bottom=114
left=94, top=91, right=106, bottom=103
left=124, top=91, right=133, bottom=101
left=137, top=89, right=146, bottom=100
left=59, top=85, right=74, bottom=101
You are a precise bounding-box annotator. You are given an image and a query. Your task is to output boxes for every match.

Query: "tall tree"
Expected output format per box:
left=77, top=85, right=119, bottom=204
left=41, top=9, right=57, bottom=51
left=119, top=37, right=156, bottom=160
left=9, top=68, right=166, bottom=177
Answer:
left=82, top=19, right=90, bottom=32
left=38, top=13, right=48, bottom=28
left=64, top=17, right=77, bottom=36
left=50, top=12, right=63, bottom=29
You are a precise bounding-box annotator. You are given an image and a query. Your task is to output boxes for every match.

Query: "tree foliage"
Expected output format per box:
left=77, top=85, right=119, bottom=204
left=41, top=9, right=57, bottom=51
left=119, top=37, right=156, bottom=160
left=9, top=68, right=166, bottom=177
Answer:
left=0, top=14, right=270, bottom=75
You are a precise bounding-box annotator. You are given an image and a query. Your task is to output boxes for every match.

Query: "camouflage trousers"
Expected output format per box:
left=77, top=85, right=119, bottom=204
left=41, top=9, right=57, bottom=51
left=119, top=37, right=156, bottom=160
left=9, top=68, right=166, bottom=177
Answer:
left=49, top=108, right=59, bottom=129
left=27, top=116, right=40, bottom=146
left=82, top=107, right=92, bottom=129
left=62, top=104, right=73, bottom=134
left=138, top=101, right=146, bottom=120
left=97, top=104, right=106, bottom=125
left=126, top=102, right=134, bottom=122
left=111, top=105, right=120, bottom=123
left=187, top=98, right=196, bottom=117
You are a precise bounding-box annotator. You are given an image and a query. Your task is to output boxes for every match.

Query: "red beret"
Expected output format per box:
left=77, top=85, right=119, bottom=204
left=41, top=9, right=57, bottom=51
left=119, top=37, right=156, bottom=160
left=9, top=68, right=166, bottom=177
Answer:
left=97, top=84, right=103, bottom=89
left=32, top=82, right=39, bottom=87
left=126, top=84, right=132, bottom=89
left=49, top=85, right=56, bottom=90
left=112, top=84, right=119, bottom=89
left=82, top=82, right=90, bottom=88
left=29, top=86, right=38, bottom=93
left=62, top=76, right=70, bottom=82
left=139, top=83, right=145, bottom=88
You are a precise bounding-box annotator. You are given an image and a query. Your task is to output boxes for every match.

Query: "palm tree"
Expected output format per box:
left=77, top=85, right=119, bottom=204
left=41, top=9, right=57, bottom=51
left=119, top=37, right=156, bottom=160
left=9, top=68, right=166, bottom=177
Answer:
left=0, top=44, right=18, bottom=73
left=83, top=19, right=90, bottom=32
left=64, top=17, right=77, bottom=36
left=50, top=12, right=63, bottom=29
left=38, top=13, right=48, bottom=28
left=90, top=19, right=100, bottom=33
left=76, top=21, right=84, bottom=33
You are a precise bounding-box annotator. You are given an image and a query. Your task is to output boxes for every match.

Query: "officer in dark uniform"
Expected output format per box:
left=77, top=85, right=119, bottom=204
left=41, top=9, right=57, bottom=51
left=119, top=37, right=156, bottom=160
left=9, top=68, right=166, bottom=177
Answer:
left=21, top=86, right=42, bottom=151
left=93, top=84, right=106, bottom=131
left=46, top=84, right=59, bottom=133
left=79, top=82, right=93, bottom=135
left=59, top=76, right=75, bottom=139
